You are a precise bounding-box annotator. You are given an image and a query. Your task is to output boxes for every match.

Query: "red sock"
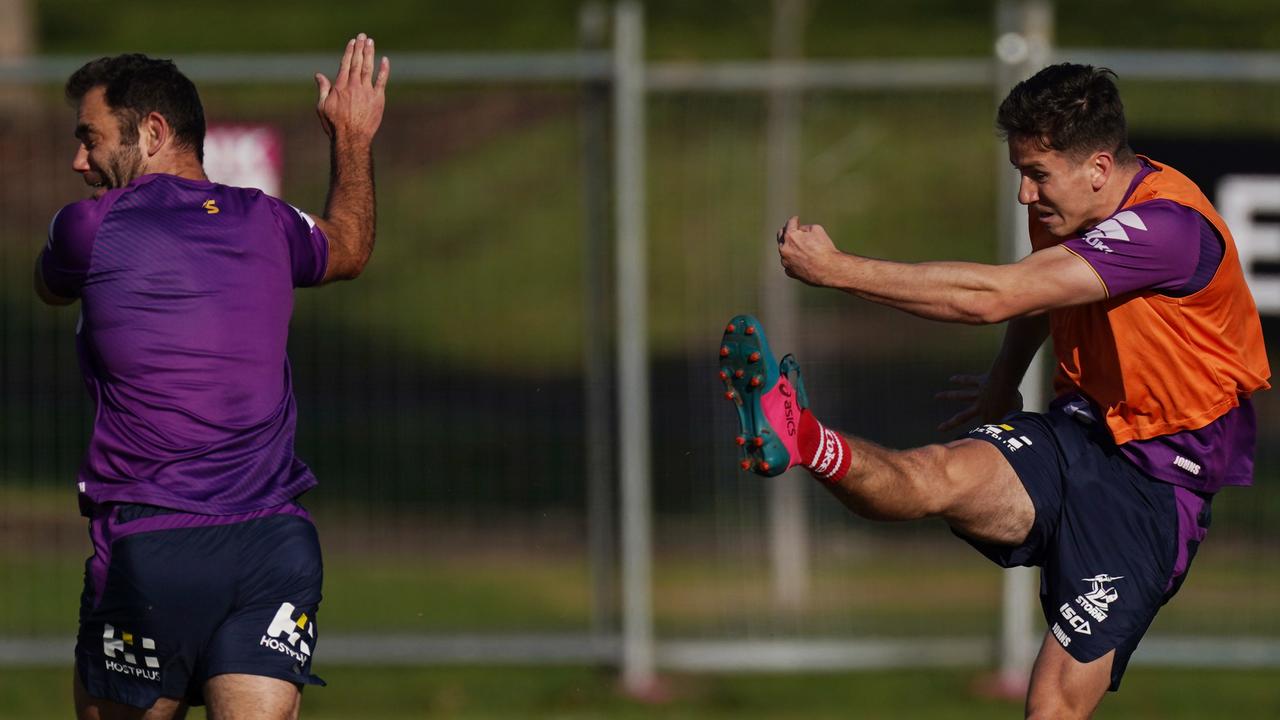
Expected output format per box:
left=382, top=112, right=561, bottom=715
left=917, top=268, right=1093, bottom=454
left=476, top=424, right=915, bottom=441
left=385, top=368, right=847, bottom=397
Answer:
left=796, top=409, right=853, bottom=484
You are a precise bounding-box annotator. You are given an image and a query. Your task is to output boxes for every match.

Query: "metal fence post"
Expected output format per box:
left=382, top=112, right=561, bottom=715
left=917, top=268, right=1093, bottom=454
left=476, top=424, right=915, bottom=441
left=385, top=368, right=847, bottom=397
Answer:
left=613, top=0, right=656, bottom=695
left=763, top=0, right=811, bottom=614
left=579, top=0, right=618, bottom=650
left=994, top=0, right=1054, bottom=694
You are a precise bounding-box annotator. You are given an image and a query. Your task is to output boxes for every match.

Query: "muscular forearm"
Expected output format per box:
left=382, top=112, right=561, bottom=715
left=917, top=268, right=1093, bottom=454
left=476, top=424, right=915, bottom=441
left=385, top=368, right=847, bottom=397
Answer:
left=311, top=34, right=388, bottom=283
left=320, top=135, right=376, bottom=280
left=823, top=253, right=1016, bottom=325
left=987, top=315, right=1049, bottom=393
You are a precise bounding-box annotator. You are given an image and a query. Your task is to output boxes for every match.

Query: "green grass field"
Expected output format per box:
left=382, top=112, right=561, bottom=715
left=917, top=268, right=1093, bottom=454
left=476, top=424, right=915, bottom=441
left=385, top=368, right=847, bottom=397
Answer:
left=2, top=665, right=1278, bottom=719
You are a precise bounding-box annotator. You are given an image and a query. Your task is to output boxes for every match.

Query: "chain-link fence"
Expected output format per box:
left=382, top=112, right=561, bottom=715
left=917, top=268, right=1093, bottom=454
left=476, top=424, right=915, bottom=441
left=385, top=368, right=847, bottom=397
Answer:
left=2, top=1, right=1279, bottom=689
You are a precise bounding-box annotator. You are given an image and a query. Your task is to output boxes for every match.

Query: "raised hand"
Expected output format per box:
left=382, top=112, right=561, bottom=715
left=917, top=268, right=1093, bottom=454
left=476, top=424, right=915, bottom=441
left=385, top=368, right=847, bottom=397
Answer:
left=777, top=215, right=842, bottom=287
left=314, top=33, right=390, bottom=143
left=935, top=373, right=1023, bottom=433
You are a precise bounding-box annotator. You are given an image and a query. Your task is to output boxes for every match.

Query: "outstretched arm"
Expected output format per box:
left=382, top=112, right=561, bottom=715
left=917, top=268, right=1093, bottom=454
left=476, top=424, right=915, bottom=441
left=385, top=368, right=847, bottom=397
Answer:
left=776, top=216, right=1106, bottom=324
left=312, top=33, right=390, bottom=283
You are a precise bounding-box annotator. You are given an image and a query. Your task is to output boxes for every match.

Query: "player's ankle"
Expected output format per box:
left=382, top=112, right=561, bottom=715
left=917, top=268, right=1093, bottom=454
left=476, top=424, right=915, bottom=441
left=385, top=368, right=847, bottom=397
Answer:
left=796, top=410, right=852, bottom=483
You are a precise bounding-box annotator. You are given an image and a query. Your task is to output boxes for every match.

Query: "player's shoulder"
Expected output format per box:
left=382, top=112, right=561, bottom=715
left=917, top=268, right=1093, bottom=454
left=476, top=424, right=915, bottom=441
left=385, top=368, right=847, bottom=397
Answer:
left=209, top=183, right=290, bottom=213
left=51, top=197, right=100, bottom=230
left=50, top=188, right=131, bottom=242
left=1117, top=198, right=1202, bottom=237
left=205, top=185, right=318, bottom=239
left=255, top=191, right=318, bottom=230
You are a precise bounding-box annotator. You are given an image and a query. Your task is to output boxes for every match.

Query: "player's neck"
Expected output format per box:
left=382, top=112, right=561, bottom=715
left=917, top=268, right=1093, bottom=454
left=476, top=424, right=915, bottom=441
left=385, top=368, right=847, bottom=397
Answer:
left=1097, top=159, right=1141, bottom=219
left=142, top=153, right=209, bottom=183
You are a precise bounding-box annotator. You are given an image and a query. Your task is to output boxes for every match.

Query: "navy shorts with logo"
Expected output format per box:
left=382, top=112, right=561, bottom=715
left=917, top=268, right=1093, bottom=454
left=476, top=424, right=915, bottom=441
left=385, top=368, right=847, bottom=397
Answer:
left=962, top=409, right=1211, bottom=691
left=75, top=503, right=325, bottom=708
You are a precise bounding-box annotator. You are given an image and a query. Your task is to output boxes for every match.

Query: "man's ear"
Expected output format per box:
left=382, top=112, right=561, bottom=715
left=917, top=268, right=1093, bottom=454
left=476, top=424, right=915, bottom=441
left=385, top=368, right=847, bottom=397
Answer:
left=140, top=111, right=169, bottom=158
left=1089, top=151, right=1114, bottom=192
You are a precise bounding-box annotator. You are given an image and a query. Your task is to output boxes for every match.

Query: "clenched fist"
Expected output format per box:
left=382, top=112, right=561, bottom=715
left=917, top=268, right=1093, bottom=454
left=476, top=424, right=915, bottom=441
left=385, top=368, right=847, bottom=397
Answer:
left=776, top=215, right=842, bottom=287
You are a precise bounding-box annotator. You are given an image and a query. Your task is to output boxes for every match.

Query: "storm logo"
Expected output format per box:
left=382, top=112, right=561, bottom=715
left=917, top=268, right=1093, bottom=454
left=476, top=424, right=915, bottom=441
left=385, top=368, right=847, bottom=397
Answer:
left=1081, top=574, right=1124, bottom=610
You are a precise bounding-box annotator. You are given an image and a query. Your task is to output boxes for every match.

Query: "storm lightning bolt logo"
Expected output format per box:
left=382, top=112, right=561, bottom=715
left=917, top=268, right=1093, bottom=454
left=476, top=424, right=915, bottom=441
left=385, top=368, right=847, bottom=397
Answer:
left=1081, top=574, right=1124, bottom=610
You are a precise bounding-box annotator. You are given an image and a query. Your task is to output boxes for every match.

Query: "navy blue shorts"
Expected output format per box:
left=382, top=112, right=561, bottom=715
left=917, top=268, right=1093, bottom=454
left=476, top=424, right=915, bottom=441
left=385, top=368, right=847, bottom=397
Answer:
left=962, top=410, right=1211, bottom=691
left=75, top=503, right=325, bottom=708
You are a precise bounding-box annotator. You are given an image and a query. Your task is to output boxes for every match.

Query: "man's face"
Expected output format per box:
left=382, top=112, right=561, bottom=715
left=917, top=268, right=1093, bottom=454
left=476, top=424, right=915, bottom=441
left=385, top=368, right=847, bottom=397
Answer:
left=73, top=86, right=144, bottom=199
left=1008, top=135, right=1103, bottom=238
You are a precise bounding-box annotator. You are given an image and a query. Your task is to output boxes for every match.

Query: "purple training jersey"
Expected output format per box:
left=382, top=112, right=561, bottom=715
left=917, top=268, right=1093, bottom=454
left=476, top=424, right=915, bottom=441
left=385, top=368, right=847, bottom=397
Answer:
left=41, top=173, right=329, bottom=515
left=1056, top=161, right=1256, bottom=493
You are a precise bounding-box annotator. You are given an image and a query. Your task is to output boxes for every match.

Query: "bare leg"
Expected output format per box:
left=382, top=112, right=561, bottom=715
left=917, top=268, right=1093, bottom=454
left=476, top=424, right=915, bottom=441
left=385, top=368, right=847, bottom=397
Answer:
left=74, top=671, right=187, bottom=720
left=823, top=435, right=1034, bottom=545
left=204, top=674, right=301, bottom=720
left=1025, top=631, right=1113, bottom=719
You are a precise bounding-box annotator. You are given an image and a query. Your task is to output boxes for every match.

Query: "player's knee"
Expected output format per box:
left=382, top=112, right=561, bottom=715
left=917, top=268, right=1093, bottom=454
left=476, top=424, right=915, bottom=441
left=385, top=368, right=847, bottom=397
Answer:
left=913, top=443, right=983, bottom=516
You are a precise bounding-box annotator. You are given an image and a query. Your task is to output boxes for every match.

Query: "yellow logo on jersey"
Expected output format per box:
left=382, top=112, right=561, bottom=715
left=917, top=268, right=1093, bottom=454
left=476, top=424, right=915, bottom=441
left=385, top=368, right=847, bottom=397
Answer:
left=203, top=199, right=220, bottom=214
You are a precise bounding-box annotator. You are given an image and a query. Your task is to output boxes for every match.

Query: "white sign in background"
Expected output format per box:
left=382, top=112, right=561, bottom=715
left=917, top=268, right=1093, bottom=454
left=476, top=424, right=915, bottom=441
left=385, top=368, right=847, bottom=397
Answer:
left=202, top=124, right=283, bottom=197
left=1217, top=175, right=1280, bottom=314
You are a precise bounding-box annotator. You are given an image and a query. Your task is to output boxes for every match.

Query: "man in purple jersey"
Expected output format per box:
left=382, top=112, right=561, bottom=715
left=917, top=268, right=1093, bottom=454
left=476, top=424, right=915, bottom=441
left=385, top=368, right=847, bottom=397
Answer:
left=719, top=64, right=1268, bottom=718
left=35, top=35, right=389, bottom=719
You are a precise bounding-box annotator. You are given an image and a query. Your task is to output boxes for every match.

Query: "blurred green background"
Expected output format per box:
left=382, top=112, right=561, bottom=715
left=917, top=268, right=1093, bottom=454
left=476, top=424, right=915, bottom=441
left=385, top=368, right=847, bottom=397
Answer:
left=3, top=0, right=1280, bottom=716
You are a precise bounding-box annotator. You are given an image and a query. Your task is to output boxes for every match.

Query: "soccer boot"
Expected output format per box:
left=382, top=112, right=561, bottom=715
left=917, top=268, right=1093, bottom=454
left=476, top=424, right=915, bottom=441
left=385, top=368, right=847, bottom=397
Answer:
left=718, top=314, right=809, bottom=477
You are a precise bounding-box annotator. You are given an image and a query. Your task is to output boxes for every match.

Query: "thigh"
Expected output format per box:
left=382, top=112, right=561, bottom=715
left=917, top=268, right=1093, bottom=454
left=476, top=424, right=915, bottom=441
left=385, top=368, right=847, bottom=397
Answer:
left=935, top=438, right=1035, bottom=546
left=957, top=412, right=1073, bottom=566
left=205, top=674, right=301, bottom=720
left=205, top=515, right=326, bottom=691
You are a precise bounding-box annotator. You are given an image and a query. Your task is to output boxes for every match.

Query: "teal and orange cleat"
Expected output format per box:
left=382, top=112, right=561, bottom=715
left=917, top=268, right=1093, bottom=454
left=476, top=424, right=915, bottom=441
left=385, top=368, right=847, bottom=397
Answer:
left=718, top=314, right=809, bottom=477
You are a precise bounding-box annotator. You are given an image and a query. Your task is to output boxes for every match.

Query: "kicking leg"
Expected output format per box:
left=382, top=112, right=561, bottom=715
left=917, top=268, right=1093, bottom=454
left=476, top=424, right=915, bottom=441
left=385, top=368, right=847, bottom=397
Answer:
left=719, top=315, right=1034, bottom=545
left=825, top=434, right=1034, bottom=546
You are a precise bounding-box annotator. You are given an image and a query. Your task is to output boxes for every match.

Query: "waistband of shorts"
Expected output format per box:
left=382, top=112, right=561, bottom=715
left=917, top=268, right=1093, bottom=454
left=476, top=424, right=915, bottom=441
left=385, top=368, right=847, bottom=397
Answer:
left=89, top=500, right=312, bottom=541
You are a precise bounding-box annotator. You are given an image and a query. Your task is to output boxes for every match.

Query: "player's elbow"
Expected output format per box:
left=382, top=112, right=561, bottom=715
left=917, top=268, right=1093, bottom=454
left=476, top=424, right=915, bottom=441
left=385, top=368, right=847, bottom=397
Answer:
left=959, top=292, right=1016, bottom=325
left=966, top=275, right=1048, bottom=324
left=326, top=236, right=375, bottom=281
left=346, top=255, right=371, bottom=279
left=342, top=252, right=370, bottom=279
left=326, top=255, right=369, bottom=282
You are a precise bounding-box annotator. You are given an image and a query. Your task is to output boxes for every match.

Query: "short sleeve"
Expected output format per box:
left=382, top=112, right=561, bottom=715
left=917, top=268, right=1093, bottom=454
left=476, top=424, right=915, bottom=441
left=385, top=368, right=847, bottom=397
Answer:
left=1061, top=200, right=1203, bottom=298
left=266, top=196, right=330, bottom=287
left=40, top=200, right=103, bottom=299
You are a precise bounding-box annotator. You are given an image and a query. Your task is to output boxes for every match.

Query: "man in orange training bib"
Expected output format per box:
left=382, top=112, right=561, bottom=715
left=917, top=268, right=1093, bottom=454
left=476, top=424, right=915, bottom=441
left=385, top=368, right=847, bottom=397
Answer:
left=718, top=63, right=1269, bottom=718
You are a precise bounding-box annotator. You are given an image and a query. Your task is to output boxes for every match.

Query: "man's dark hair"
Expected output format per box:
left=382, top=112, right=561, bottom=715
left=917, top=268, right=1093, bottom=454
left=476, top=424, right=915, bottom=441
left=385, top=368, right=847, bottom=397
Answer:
left=66, top=54, right=205, bottom=162
left=997, top=63, right=1133, bottom=162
